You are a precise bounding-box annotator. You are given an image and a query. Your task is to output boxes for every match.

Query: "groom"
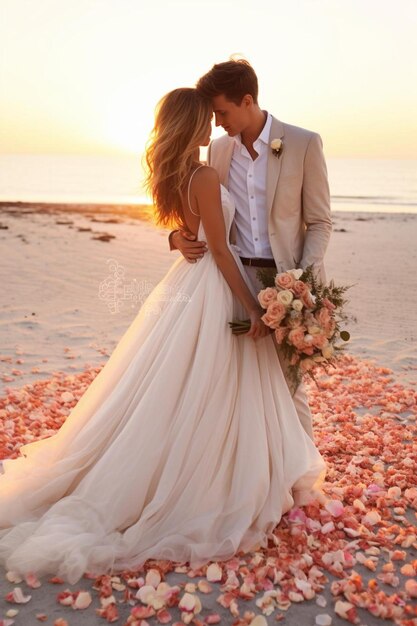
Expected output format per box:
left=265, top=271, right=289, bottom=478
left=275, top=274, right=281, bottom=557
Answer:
left=168, top=59, right=332, bottom=439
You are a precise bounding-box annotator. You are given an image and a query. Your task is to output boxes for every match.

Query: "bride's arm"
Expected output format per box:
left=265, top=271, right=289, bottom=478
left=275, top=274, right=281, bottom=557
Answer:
left=192, top=166, right=268, bottom=340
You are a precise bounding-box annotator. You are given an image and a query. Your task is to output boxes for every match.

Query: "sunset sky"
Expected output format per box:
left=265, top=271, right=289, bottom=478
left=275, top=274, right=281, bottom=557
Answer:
left=1, top=0, right=416, bottom=159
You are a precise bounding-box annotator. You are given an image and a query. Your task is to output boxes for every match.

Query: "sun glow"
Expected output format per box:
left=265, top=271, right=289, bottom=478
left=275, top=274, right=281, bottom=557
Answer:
left=1, top=0, right=416, bottom=159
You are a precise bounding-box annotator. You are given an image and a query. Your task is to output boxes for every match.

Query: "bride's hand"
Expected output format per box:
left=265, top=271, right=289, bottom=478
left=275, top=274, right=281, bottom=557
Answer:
left=246, top=307, right=271, bottom=341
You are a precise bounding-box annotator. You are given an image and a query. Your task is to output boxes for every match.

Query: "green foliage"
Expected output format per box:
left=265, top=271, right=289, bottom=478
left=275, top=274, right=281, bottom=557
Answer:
left=256, top=267, right=276, bottom=288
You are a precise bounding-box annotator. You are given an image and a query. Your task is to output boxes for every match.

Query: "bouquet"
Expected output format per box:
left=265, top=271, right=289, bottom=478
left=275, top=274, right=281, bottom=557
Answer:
left=229, top=266, right=351, bottom=386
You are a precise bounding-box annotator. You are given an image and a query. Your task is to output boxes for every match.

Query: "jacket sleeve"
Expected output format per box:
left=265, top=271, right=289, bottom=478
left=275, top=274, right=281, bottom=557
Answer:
left=300, top=133, right=332, bottom=272
left=168, top=229, right=179, bottom=251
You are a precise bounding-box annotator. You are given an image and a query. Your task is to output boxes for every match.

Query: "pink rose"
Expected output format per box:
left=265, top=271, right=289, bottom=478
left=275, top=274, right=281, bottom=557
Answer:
left=315, top=307, right=331, bottom=327
left=323, top=297, right=336, bottom=311
left=258, top=287, right=277, bottom=309
left=324, top=319, right=336, bottom=338
left=274, top=326, right=288, bottom=344
left=275, top=272, right=295, bottom=290
left=261, top=301, right=286, bottom=328
left=288, top=327, right=307, bottom=350
left=292, top=280, right=308, bottom=296
left=301, top=290, right=315, bottom=309
left=302, top=346, right=314, bottom=355
left=312, top=333, right=328, bottom=349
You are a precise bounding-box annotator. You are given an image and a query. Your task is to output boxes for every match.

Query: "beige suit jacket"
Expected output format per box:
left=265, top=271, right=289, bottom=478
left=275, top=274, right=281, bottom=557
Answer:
left=207, top=115, right=332, bottom=282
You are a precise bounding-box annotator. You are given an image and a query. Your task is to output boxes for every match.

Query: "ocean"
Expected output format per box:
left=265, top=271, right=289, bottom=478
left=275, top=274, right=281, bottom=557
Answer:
left=0, top=154, right=416, bottom=214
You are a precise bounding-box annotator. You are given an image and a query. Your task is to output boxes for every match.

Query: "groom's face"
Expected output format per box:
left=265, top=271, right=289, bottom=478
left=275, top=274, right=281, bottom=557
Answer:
left=212, top=94, right=250, bottom=137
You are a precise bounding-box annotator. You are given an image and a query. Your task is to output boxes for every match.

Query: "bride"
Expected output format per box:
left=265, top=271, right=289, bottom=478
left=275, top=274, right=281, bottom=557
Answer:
left=0, top=88, right=326, bottom=585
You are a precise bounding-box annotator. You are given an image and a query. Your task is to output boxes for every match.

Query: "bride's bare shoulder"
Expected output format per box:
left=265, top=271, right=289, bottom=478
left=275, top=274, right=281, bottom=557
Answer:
left=192, top=165, right=220, bottom=189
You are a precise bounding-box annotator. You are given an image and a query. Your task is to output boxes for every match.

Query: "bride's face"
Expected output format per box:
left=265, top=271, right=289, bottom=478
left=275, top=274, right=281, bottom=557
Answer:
left=212, top=94, right=250, bottom=137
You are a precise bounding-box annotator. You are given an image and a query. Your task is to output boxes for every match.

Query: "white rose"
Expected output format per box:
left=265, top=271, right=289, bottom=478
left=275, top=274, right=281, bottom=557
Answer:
left=307, top=325, right=322, bottom=335
left=270, top=138, right=282, bottom=150
left=277, top=289, right=293, bottom=306
left=322, top=344, right=334, bottom=359
left=287, top=268, right=303, bottom=280
left=304, top=333, right=314, bottom=346
left=292, top=299, right=303, bottom=312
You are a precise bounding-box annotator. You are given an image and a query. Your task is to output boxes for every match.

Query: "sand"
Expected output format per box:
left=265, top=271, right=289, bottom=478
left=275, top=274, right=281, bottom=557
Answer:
left=1, top=204, right=416, bottom=392
left=0, top=203, right=416, bottom=626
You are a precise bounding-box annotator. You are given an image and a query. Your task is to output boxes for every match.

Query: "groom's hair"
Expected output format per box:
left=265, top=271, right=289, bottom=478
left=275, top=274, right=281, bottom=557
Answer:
left=196, top=59, right=258, bottom=106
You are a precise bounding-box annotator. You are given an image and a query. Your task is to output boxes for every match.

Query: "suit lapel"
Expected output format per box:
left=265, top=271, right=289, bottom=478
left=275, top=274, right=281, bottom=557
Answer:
left=266, top=117, right=285, bottom=215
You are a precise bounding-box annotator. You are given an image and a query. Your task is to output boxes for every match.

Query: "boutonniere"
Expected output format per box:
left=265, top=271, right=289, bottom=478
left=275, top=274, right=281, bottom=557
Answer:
left=271, top=138, right=283, bottom=158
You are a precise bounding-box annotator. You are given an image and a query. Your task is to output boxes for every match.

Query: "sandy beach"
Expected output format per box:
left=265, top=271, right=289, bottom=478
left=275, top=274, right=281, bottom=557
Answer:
left=0, top=203, right=416, bottom=626
left=1, top=203, right=416, bottom=392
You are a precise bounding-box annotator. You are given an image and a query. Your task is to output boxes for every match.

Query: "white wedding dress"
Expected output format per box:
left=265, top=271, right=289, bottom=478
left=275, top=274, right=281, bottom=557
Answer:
left=0, top=184, right=326, bottom=585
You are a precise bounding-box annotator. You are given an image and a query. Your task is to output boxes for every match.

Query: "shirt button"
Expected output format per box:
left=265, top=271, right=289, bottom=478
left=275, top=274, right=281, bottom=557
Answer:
left=254, top=237, right=258, bottom=241
left=252, top=217, right=256, bottom=220
left=248, top=174, right=253, bottom=178
left=250, top=195, right=254, bottom=199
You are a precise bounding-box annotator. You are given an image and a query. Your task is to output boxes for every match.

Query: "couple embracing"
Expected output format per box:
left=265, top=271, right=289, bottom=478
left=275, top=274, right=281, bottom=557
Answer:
left=0, top=59, right=331, bottom=584
left=167, top=59, right=332, bottom=439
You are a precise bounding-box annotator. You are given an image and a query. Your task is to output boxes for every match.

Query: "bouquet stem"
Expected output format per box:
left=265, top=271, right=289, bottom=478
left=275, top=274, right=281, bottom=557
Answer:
left=229, top=320, right=251, bottom=334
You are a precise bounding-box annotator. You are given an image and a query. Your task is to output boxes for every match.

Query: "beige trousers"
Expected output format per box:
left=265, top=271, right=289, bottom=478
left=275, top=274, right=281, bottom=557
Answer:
left=241, top=264, right=314, bottom=441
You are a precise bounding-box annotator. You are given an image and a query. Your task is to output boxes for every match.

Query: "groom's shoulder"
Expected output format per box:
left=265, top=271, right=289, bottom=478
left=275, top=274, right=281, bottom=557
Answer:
left=283, top=120, right=318, bottom=139
left=272, top=115, right=320, bottom=142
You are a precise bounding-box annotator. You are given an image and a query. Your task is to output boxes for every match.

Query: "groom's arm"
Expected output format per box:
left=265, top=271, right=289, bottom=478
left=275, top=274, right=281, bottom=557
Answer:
left=300, top=133, right=332, bottom=270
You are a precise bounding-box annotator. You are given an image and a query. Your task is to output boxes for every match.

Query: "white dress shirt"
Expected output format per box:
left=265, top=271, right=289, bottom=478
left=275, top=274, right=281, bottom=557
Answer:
left=228, top=112, right=274, bottom=259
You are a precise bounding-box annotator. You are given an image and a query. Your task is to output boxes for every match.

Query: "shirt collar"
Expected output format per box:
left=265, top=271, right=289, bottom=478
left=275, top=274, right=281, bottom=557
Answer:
left=257, top=111, right=272, bottom=145
left=233, top=111, right=272, bottom=152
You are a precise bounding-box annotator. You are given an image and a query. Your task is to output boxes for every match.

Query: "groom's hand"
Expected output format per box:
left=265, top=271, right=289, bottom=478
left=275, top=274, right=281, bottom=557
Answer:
left=171, top=230, right=208, bottom=263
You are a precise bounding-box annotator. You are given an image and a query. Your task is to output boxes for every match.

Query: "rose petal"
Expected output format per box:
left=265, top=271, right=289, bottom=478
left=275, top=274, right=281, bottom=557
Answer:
left=206, top=563, right=222, bottom=582
left=73, top=591, right=92, bottom=610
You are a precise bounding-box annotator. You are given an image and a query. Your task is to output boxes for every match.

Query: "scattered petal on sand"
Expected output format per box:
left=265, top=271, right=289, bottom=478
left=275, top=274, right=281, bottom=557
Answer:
left=24, top=573, right=41, bottom=588
left=324, top=500, right=344, bottom=517
left=145, top=568, right=162, bottom=588
left=5, top=572, right=22, bottom=584
left=95, top=603, right=119, bottom=622
left=248, top=616, right=268, bottom=626
left=5, top=587, right=32, bottom=604
left=197, top=579, right=213, bottom=594
left=73, top=590, right=93, bottom=609
left=206, top=563, right=223, bottom=582
left=405, top=579, right=417, bottom=598
left=1, top=355, right=417, bottom=625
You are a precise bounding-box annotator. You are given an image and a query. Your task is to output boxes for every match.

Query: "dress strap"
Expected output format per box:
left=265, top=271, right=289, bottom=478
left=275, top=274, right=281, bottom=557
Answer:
left=187, top=165, right=205, bottom=216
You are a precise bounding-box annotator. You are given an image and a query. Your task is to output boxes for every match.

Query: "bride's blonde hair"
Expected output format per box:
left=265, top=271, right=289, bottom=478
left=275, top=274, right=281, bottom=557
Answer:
left=144, top=88, right=212, bottom=228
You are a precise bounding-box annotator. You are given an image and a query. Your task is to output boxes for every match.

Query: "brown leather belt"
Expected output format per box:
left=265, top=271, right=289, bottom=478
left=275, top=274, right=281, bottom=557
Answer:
left=240, top=257, right=277, bottom=268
